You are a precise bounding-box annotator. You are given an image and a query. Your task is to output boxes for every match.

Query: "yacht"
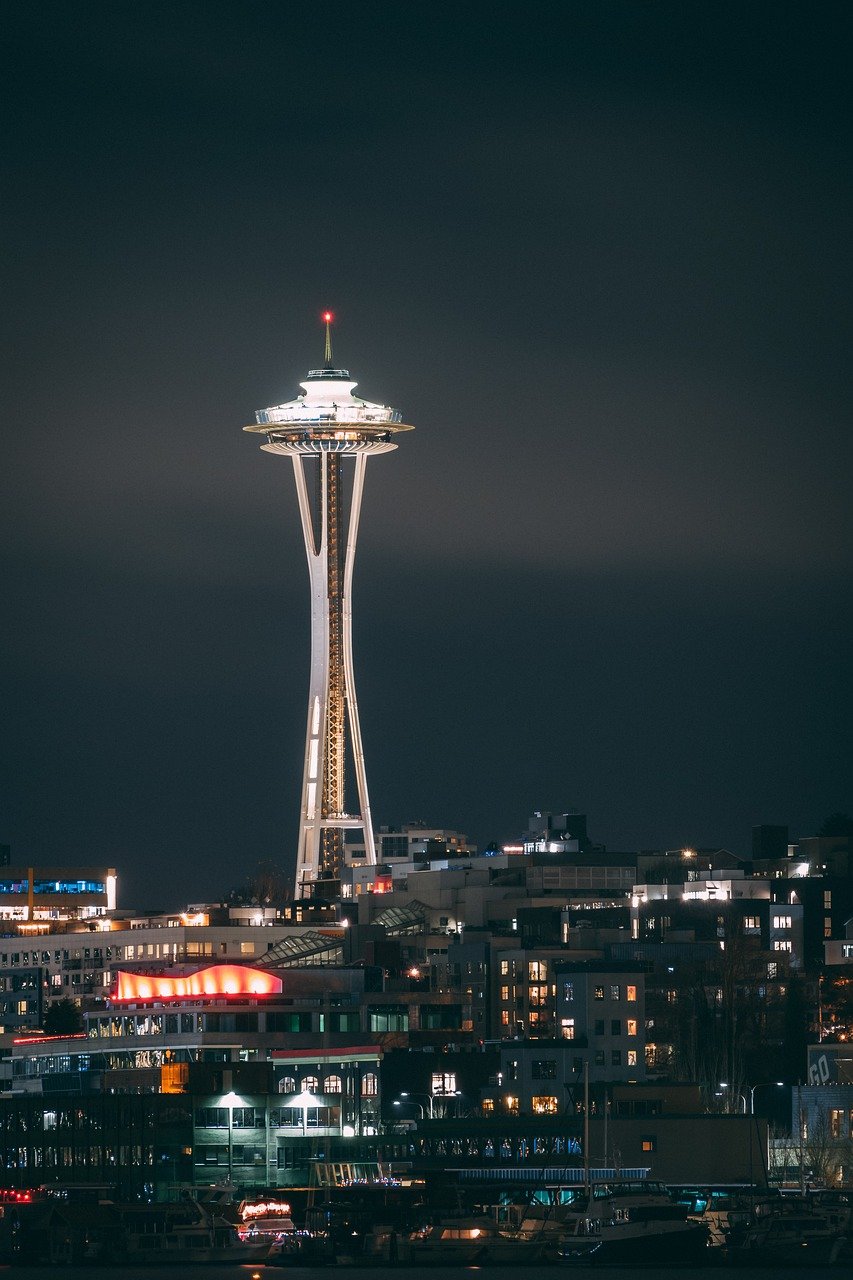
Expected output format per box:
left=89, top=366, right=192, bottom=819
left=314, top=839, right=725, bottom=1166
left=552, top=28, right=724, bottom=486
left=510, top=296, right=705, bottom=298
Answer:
left=121, top=1201, right=269, bottom=1264
left=557, top=1181, right=711, bottom=1265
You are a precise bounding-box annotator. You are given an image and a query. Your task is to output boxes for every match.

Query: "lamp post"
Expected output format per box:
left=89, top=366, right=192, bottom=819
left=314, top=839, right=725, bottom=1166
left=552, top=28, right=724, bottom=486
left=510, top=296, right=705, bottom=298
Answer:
left=221, top=1090, right=240, bottom=1187
left=289, top=1089, right=323, bottom=1136
left=393, top=1099, right=424, bottom=1121
left=400, top=1090, right=434, bottom=1118
left=750, top=1081, right=784, bottom=1114
left=719, top=1082, right=747, bottom=1114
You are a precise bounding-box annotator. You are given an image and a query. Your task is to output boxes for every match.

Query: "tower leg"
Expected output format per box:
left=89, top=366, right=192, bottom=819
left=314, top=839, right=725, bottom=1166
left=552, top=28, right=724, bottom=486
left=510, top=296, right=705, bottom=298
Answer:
left=290, top=450, right=376, bottom=897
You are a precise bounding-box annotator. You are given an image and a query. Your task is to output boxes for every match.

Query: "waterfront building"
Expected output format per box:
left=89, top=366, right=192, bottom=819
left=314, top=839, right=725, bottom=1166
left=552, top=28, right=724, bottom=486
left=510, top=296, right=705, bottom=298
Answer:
left=244, top=318, right=414, bottom=896
left=0, top=915, right=341, bottom=1032
left=0, top=867, right=116, bottom=924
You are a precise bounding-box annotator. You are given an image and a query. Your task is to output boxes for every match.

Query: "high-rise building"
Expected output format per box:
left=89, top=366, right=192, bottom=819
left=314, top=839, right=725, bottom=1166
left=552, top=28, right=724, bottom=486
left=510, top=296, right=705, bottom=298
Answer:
left=244, top=317, right=414, bottom=897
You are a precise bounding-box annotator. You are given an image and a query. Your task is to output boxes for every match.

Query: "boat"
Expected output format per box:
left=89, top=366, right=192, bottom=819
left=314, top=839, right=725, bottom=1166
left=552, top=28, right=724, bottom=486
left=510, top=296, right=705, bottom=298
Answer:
left=120, top=1199, right=269, bottom=1264
left=557, top=1181, right=711, bottom=1265
left=725, top=1200, right=847, bottom=1267
left=407, top=1215, right=496, bottom=1264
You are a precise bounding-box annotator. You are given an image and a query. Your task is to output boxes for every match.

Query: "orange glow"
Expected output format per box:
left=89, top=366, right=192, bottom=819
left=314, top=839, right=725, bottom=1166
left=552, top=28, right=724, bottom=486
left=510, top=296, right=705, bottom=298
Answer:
left=179, top=911, right=208, bottom=926
left=323, top=310, right=333, bottom=322
left=112, top=964, right=283, bottom=1002
left=161, top=1062, right=190, bottom=1093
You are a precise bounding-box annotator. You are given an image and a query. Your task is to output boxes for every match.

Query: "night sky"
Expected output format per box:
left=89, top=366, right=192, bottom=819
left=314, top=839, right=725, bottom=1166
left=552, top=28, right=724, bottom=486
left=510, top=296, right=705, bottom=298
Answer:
left=2, top=4, right=851, bottom=908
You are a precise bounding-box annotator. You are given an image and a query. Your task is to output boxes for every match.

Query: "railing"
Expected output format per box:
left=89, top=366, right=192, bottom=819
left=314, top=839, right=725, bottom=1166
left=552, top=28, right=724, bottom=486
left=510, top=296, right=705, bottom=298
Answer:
left=256, top=405, right=401, bottom=426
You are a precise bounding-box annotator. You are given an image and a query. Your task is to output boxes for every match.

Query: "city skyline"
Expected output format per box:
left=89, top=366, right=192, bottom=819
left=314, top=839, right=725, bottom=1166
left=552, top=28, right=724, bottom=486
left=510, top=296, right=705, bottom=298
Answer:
left=1, top=5, right=851, bottom=907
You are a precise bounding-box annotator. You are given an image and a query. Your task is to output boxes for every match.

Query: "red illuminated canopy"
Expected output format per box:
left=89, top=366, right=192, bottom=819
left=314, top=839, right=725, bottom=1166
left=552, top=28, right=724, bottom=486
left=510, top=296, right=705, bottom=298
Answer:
left=112, top=964, right=282, bottom=1002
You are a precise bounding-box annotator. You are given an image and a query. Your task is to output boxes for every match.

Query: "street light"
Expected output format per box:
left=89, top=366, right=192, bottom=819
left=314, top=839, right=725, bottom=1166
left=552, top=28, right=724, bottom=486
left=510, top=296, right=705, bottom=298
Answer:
left=719, top=1082, right=747, bottom=1114
left=400, top=1090, right=434, bottom=1118
left=393, top=1099, right=424, bottom=1120
left=285, top=1089, right=323, bottom=1136
left=750, top=1081, right=784, bottom=1114
left=221, top=1090, right=241, bottom=1186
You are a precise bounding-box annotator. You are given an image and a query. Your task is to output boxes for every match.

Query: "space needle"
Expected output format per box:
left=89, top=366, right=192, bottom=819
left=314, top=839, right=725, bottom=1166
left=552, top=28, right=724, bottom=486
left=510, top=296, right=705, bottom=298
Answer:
left=244, top=315, right=414, bottom=898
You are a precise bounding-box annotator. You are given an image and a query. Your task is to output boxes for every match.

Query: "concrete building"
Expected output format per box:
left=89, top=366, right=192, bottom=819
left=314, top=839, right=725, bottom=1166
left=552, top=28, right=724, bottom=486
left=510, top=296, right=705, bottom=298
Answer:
left=0, top=868, right=116, bottom=924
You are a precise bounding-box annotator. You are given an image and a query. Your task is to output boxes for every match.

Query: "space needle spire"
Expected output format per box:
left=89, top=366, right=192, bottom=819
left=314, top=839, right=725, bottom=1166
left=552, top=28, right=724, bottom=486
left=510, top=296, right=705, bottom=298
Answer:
left=244, top=314, right=414, bottom=898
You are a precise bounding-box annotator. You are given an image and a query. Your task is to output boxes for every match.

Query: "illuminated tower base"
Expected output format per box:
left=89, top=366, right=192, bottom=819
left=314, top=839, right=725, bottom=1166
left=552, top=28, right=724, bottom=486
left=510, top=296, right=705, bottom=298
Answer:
left=244, top=317, right=414, bottom=897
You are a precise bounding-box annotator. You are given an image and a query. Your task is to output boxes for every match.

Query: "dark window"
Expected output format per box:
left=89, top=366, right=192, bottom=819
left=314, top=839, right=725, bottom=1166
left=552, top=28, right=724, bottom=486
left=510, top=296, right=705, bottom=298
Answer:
left=532, top=1059, right=557, bottom=1080
left=611, top=1019, right=621, bottom=1036
left=232, top=1107, right=265, bottom=1129
left=194, top=1107, right=227, bottom=1128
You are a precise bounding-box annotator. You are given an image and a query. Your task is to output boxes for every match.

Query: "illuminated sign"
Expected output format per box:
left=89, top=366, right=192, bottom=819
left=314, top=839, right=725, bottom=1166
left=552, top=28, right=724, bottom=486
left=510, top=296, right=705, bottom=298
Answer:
left=112, top=964, right=283, bottom=1002
left=241, top=1200, right=292, bottom=1220
left=13, top=1033, right=86, bottom=1045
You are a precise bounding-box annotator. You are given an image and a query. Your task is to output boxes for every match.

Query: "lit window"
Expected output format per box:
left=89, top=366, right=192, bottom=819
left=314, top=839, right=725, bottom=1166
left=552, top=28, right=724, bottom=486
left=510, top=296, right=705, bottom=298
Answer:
left=324, top=1074, right=342, bottom=1094
left=563, top=981, right=574, bottom=1002
left=773, top=940, right=792, bottom=952
left=627, top=1050, right=638, bottom=1066
left=594, top=986, right=604, bottom=1001
left=610, top=985, right=620, bottom=1000
left=361, top=1073, right=377, bottom=1097
left=432, top=1071, right=456, bottom=1096
left=561, top=1019, right=575, bottom=1040
left=641, top=1136, right=656, bottom=1152
left=626, top=985, right=637, bottom=1002
left=532, top=1095, right=558, bottom=1115
left=301, top=1075, right=319, bottom=1093
left=773, top=915, right=792, bottom=929
left=482, top=1098, right=494, bottom=1113
left=627, top=1020, right=638, bottom=1036
left=528, top=961, right=547, bottom=981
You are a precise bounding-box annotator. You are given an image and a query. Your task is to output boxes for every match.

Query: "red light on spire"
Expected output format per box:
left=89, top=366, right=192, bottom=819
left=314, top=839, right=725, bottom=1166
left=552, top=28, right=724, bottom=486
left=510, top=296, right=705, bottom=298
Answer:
left=322, top=310, right=333, bottom=323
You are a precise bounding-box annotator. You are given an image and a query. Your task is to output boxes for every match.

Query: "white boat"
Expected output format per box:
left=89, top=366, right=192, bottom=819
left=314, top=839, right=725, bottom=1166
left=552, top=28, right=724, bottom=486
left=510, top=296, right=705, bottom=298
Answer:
left=407, top=1215, right=501, bottom=1264
left=122, top=1202, right=269, bottom=1264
